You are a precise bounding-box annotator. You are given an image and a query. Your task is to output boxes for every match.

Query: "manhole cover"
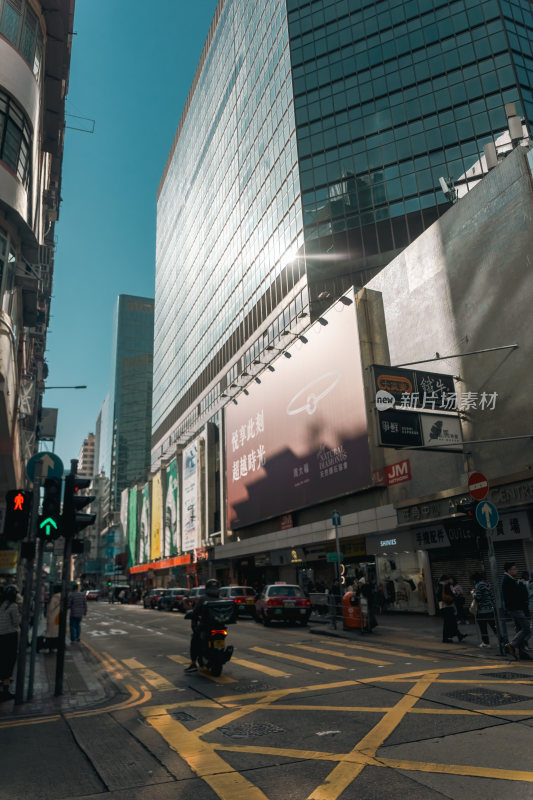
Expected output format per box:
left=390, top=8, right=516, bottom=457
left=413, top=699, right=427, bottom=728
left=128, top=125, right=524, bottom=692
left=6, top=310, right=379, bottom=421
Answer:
left=483, top=672, right=533, bottom=680
left=220, top=721, right=284, bottom=739
left=445, top=688, right=531, bottom=706
left=171, top=711, right=196, bottom=722
left=231, top=681, right=273, bottom=693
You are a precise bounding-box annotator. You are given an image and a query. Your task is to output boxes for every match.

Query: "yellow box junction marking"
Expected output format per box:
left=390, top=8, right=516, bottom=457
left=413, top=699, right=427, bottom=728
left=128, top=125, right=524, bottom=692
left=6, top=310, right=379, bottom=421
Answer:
left=168, top=654, right=236, bottom=684
left=318, top=639, right=437, bottom=661
left=230, top=656, right=291, bottom=678
left=141, top=662, right=533, bottom=800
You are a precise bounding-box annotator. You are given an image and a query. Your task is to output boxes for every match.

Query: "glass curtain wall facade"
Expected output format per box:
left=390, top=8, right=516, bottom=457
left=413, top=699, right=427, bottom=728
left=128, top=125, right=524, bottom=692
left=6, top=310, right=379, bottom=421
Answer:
left=109, top=295, right=154, bottom=512
left=154, top=0, right=304, bottom=449
left=290, top=0, right=533, bottom=291
left=153, top=0, right=533, bottom=461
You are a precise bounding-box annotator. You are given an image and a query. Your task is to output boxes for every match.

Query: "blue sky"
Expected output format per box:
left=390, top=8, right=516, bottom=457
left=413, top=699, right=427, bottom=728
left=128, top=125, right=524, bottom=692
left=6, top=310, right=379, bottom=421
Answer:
left=45, top=0, right=218, bottom=467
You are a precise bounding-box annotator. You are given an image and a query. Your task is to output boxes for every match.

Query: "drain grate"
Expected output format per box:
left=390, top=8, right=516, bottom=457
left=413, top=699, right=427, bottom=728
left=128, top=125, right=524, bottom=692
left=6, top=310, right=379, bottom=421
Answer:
left=231, top=681, right=273, bottom=693
left=171, top=711, right=196, bottom=722
left=483, top=672, right=533, bottom=681
left=445, top=688, right=531, bottom=706
left=220, top=721, right=284, bottom=739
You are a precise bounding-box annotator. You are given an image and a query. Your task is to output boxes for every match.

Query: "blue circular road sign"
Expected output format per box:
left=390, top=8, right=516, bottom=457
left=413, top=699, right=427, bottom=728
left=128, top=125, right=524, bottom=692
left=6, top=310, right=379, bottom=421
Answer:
left=475, top=500, right=499, bottom=530
left=26, top=452, right=64, bottom=482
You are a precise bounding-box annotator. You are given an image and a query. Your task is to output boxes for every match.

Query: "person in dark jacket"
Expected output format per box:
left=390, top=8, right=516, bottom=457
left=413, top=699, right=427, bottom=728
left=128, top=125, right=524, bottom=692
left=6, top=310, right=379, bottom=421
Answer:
left=68, top=583, right=87, bottom=643
left=439, top=576, right=468, bottom=644
left=472, top=573, right=497, bottom=647
left=502, top=562, right=531, bottom=660
left=184, top=579, right=220, bottom=673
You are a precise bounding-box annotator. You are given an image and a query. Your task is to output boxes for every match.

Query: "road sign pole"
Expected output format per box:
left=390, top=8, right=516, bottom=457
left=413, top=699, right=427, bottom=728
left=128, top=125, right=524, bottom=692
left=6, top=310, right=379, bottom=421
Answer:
left=55, top=459, right=77, bottom=697
left=486, top=529, right=506, bottom=656
left=331, top=511, right=343, bottom=630
left=27, top=536, right=44, bottom=701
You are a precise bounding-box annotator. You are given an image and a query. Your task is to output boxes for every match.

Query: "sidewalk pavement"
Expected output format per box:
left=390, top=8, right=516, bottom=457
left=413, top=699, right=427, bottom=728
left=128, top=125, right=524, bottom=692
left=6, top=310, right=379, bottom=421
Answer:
left=0, top=640, right=117, bottom=719
left=309, top=610, right=510, bottom=660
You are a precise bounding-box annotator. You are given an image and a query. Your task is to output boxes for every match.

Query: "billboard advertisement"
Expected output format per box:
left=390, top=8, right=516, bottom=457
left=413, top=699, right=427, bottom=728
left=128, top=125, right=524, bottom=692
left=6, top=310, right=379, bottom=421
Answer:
left=139, top=482, right=150, bottom=563
left=151, top=471, right=162, bottom=560
left=225, top=295, right=371, bottom=529
left=182, top=439, right=201, bottom=552
left=164, top=459, right=179, bottom=556
left=127, top=488, right=138, bottom=566
left=120, top=488, right=129, bottom=541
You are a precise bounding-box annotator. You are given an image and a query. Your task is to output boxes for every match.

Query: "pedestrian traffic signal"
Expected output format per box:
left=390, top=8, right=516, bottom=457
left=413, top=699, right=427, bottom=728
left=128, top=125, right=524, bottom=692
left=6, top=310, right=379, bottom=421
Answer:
left=62, top=474, right=96, bottom=535
left=455, top=498, right=486, bottom=550
left=3, top=489, right=33, bottom=540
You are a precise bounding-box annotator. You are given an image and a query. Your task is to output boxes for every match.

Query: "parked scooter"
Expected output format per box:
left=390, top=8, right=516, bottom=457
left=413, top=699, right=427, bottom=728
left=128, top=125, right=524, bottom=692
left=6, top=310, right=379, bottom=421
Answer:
left=185, top=600, right=235, bottom=676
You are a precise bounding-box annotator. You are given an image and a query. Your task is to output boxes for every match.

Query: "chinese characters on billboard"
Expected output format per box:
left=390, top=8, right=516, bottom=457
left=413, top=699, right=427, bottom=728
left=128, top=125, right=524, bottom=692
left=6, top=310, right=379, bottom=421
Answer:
left=225, top=296, right=371, bottom=529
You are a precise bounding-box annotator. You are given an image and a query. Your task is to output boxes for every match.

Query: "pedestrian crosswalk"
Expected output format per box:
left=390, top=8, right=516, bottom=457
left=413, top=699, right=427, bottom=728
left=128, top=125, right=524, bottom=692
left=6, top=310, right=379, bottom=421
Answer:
left=117, top=637, right=432, bottom=691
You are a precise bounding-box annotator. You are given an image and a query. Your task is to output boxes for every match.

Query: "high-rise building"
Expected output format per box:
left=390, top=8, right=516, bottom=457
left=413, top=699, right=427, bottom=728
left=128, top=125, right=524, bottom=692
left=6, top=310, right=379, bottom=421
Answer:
left=0, top=0, right=74, bottom=501
left=77, top=432, right=95, bottom=478
left=99, top=295, right=154, bottom=516
left=152, top=0, right=532, bottom=467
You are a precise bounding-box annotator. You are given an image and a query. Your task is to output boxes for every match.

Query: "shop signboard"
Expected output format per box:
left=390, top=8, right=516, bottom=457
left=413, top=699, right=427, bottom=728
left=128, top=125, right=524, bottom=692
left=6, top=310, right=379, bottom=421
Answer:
left=225, top=292, right=371, bottom=529
left=0, top=550, right=18, bottom=573
left=164, top=459, right=179, bottom=556
left=371, top=365, right=455, bottom=409
left=385, top=459, right=411, bottom=486
left=377, top=410, right=422, bottom=447
left=414, top=525, right=450, bottom=549
left=365, top=531, right=416, bottom=554
left=419, top=414, right=462, bottom=450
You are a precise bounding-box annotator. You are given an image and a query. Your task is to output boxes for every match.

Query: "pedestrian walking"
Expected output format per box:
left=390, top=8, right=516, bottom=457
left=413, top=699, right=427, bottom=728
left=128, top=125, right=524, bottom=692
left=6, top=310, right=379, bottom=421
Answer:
left=471, top=573, right=497, bottom=648
left=68, top=582, right=87, bottom=643
left=0, top=585, right=20, bottom=701
left=45, top=584, right=62, bottom=652
left=502, top=562, right=531, bottom=660
left=450, top=577, right=468, bottom=624
left=438, top=575, right=468, bottom=644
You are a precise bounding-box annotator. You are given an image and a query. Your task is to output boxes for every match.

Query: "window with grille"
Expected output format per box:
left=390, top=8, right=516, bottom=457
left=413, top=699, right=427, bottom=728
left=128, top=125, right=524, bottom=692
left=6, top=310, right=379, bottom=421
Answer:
left=0, top=88, right=32, bottom=190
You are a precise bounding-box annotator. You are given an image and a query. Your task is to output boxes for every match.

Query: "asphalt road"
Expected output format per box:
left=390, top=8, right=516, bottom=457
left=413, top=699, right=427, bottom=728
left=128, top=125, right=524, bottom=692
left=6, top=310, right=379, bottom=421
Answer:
left=1, top=601, right=533, bottom=800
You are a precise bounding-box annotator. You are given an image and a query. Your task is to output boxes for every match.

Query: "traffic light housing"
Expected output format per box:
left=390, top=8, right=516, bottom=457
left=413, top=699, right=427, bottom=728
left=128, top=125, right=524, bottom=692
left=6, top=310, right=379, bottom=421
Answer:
left=456, top=498, right=486, bottom=550
left=63, top=475, right=96, bottom=535
left=38, top=478, right=62, bottom=540
left=3, top=490, right=33, bottom=540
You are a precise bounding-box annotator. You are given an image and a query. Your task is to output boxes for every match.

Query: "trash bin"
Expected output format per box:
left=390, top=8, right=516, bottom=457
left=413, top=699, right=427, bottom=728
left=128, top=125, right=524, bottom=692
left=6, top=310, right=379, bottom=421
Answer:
left=343, top=591, right=361, bottom=630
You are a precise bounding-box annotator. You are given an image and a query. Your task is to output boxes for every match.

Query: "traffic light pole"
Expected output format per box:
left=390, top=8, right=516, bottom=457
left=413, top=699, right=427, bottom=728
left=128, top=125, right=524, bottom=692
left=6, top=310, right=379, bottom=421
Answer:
left=55, top=459, right=77, bottom=697
left=27, top=536, right=44, bottom=701
left=14, top=464, right=42, bottom=705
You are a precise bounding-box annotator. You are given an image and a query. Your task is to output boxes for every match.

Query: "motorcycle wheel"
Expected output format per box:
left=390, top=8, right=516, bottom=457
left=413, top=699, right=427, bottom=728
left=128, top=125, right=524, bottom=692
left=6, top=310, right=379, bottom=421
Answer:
left=210, top=662, right=222, bottom=677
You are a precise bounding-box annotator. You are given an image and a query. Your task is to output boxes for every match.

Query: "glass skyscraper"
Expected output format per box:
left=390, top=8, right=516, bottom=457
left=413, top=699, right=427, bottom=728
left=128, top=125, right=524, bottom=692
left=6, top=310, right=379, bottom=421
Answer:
left=153, top=0, right=532, bottom=462
left=106, top=295, right=154, bottom=512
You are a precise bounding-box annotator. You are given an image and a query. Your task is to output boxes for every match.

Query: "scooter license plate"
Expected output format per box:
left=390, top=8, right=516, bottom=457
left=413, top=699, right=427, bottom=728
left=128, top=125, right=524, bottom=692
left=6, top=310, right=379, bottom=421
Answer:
left=213, top=640, right=225, bottom=649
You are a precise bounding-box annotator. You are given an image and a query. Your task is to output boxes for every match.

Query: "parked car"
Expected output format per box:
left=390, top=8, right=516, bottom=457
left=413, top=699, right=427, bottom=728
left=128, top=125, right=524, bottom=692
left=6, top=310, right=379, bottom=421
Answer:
left=255, top=584, right=311, bottom=626
left=219, top=585, right=257, bottom=617
left=157, top=588, right=190, bottom=612
left=143, top=587, right=166, bottom=609
left=85, top=589, right=100, bottom=601
left=184, top=586, right=206, bottom=610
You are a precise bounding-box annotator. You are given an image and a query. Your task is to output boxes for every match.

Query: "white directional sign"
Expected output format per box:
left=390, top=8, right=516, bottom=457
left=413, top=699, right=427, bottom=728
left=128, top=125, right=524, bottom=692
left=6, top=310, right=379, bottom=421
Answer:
left=476, top=500, right=499, bottom=530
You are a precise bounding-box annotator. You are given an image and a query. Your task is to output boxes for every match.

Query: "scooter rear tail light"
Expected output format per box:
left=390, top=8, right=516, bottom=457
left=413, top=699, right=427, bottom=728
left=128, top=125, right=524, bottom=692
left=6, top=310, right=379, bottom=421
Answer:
left=211, top=629, right=227, bottom=636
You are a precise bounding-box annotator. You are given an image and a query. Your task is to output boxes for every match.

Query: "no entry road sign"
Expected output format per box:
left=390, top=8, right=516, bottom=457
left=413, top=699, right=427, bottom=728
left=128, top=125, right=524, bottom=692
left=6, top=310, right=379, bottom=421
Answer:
left=468, top=471, right=489, bottom=501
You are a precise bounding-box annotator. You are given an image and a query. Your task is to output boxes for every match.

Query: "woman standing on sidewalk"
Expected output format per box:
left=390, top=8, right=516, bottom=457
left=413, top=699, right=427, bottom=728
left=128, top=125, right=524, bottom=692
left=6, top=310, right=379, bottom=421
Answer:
left=0, top=585, right=20, bottom=701
left=472, top=573, right=497, bottom=648
left=439, top=576, right=468, bottom=643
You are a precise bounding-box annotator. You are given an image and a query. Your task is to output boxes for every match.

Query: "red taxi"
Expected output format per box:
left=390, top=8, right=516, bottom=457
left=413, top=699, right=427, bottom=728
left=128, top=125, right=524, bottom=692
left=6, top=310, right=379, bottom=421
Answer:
left=255, top=583, right=311, bottom=626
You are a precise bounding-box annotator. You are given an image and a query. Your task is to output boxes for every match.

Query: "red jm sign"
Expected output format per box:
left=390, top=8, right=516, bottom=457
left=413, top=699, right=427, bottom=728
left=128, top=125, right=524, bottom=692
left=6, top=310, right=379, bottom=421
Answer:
left=386, top=459, right=411, bottom=486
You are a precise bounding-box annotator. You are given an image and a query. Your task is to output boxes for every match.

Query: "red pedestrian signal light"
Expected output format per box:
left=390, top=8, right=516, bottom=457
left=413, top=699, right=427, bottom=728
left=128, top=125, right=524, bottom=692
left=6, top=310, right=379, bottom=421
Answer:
left=3, top=489, right=33, bottom=540
left=62, top=474, right=96, bottom=535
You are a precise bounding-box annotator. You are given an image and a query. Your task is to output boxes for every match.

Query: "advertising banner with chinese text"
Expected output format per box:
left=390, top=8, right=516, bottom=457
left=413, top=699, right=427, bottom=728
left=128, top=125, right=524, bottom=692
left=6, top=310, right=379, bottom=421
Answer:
left=182, top=439, right=201, bottom=552
left=151, top=471, right=162, bottom=561
left=140, top=483, right=150, bottom=563
left=120, top=488, right=128, bottom=543
left=164, top=459, right=179, bottom=556
left=127, top=488, right=138, bottom=566
left=225, top=295, right=371, bottom=529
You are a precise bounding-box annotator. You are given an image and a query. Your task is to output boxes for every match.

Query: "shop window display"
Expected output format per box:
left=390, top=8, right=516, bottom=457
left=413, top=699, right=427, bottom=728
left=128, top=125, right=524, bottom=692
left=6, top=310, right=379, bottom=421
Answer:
left=377, top=551, right=428, bottom=612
